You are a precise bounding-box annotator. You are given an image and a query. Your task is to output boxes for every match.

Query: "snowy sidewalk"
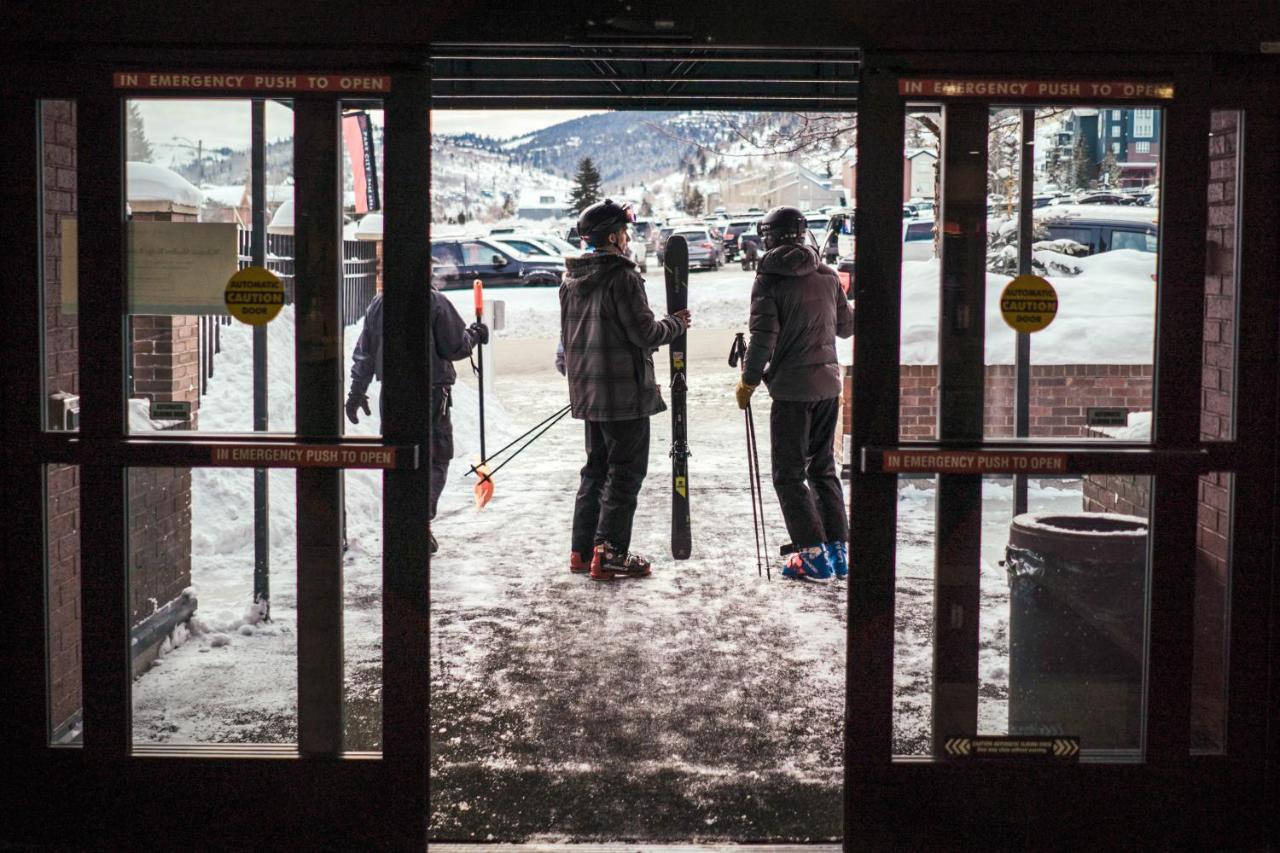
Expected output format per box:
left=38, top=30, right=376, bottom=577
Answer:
left=430, top=357, right=847, bottom=840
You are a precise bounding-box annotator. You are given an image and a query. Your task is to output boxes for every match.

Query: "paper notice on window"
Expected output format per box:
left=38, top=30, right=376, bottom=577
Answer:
left=128, top=221, right=239, bottom=314
left=60, top=218, right=79, bottom=315
left=60, top=220, right=240, bottom=315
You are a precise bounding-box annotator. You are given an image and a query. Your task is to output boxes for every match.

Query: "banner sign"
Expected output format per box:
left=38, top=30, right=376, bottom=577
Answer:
left=878, top=449, right=1068, bottom=475
left=114, top=72, right=390, bottom=93
left=944, top=735, right=1079, bottom=763
left=899, top=78, right=1174, bottom=100
left=210, top=444, right=412, bottom=469
left=343, top=112, right=381, bottom=214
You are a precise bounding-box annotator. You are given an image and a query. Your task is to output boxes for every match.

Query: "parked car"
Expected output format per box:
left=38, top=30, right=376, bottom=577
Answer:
left=626, top=225, right=648, bottom=271
left=1075, top=191, right=1139, bottom=206
left=903, top=217, right=936, bottom=261
left=667, top=227, right=722, bottom=270
left=1034, top=205, right=1158, bottom=255
left=721, top=219, right=760, bottom=261
left=490, top=233, right=584, bottom=263
left=429, top=236, right=565, bottom=288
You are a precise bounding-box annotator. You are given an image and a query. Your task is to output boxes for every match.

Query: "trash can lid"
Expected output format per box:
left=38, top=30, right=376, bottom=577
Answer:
left=1009, top=512, right=1148, bottom=563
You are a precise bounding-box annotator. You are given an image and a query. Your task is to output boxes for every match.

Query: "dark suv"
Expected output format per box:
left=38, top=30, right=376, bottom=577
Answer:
left=1035, top=205, right=1158, bottom=255
left=430, top=237, right=565, bottom=289
left=721, top=219, right=759, bottom=262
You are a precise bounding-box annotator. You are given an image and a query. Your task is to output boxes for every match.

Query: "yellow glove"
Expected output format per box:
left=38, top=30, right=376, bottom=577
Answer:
left=735, top=380, right=758, bottom=410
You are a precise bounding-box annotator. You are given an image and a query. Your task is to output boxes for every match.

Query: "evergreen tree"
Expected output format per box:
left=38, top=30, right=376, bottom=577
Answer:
left=568, top=157, right=603, bottom=214
left=126, top=102, right=154, bottom=162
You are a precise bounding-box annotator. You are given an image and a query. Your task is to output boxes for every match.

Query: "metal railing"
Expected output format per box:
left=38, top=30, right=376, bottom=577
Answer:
left=196, top=230, right=377, bottom=398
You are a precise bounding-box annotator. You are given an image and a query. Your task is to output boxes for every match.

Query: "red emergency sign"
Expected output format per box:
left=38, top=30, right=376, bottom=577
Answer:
left=210, top=444, right=406, bottom=469
left=899, top=79, right=1174, bottom=100
left=880, top=449, right=1068, bottom=475
left=114, top=72, right=391, bottom=93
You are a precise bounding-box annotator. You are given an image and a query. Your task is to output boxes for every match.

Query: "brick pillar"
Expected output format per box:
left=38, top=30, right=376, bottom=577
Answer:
left=1191, top=110, right=1239, bottom=748
left=43, top=100, right=83, bottom=735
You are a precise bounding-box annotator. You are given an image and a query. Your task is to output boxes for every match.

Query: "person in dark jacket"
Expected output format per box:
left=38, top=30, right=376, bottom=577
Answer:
left=561, top=199, right=692, bottom=581
left=345, top=285, right=488, bottom=554
left=740, top=234, right=760, bottom=271
left=736, top=205, right=854, bottom=582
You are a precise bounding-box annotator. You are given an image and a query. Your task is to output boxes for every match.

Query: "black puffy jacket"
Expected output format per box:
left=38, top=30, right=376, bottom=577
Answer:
left=348, top=290, right=478, bottom=397
left=742, top=243, right=854, bottom=401
left=560, top=251, right=683, bottom=421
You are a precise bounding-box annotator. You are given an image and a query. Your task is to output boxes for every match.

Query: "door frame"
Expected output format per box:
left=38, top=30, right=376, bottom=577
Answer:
left=2, top=42, right=1277, bottom=851
left=847, top=49, right=1278, bottom=848
left=1, top=53, right=433, bottom=850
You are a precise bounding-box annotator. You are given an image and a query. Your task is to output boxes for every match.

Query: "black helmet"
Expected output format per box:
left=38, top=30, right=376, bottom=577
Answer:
left=758, top=205, right=808, bottom=250
left=577, top=199, right=635, bottom=247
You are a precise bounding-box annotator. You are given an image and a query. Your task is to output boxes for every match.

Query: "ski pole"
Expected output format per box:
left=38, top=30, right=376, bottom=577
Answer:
left=466, top=403, right=572, bottom=478
left=747, top=402, right=770, bottom=581
left=730, top=333, right=768, bottom=580
left=473, top=403, right=573, bottom=485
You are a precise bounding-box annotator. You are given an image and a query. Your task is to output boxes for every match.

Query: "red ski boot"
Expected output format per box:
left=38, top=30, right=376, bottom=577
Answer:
left=568, top=551, right=590, bottom=573
left=589, top=542, right=653, bottom=581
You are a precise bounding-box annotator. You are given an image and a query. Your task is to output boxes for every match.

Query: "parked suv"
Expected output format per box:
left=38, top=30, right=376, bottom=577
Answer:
left=429, top=236, right=565, bottom=288
left=721, top=219, right=759, bottom=262
left=665, top=227, right=722, bottom=270
left=1034, top=205, right=1158, bottom=255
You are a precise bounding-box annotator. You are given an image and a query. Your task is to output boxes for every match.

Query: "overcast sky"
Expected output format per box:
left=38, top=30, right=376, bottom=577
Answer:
left=134, top=100, right=602, bottom=154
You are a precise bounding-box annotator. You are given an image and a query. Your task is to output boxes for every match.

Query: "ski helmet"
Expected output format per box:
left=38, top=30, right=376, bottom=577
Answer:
left=577, top=199, right=635, bottom=247
left=758, top=205, right=808, bottom=250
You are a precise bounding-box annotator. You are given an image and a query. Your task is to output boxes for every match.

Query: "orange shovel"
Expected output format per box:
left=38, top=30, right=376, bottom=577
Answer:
left=472, top=279, right=494, bottom=509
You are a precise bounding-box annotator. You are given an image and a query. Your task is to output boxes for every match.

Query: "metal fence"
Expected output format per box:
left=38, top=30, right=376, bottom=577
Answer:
left=196, top=230, right=378, bottom=398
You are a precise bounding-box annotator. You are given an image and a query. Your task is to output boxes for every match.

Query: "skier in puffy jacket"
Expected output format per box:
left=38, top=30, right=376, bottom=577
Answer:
left=345, top=284, right=488, bottom=555
left=736, top=205, right=854, bottom=582
left=561, top=199, right=693, bottom=581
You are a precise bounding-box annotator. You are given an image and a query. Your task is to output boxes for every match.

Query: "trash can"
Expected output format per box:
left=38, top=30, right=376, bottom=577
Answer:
left=1005, top=512, right=1148, bottom=750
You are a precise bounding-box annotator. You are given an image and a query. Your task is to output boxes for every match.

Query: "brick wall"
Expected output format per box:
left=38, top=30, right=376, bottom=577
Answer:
left=41, top=105, right=198, bottom=736
left=127, top=467, right=194, bottom=626
left=43, top=101, right=82, bottom=733
left=842, top=363, right=1154, bottom=442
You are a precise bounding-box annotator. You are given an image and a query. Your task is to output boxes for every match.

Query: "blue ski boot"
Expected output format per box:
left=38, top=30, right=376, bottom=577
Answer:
left=781, top=545, right=833, bottom=583
left=825, top=541, right=849, bottom=580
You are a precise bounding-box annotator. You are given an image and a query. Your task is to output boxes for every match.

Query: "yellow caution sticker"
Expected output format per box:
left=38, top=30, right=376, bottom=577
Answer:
left=999, top=274, right=1058, bottom=334
left=225, top=266, right=285, bottom=325
left=674, top=475, right=687, bottom=498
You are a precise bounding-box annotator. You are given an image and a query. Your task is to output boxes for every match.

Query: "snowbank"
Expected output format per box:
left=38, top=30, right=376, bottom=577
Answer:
left=900, top=252, right=1155, bottom=365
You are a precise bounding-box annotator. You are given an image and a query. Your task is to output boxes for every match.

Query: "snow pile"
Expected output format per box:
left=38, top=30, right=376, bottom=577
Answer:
left=127, top=161, right=203, bottom=208
left=900, top=251, right=1156, bottom=365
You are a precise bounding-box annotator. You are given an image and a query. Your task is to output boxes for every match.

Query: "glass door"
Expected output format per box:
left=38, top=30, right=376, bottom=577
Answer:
left=6, top=63, right=433, bottom=850
left=846, top=59, right=1276, bottom=847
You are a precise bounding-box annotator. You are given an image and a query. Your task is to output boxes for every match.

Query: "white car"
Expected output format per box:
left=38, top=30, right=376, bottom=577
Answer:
left=903, top=217, right=936, bottom=261
left=626, top=225, right=648, bottom=271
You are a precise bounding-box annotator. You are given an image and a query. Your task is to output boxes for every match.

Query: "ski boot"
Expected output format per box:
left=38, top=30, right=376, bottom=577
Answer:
left=780, top=545, right=833, bottom=583
left=824, top=541, right=849, bottom=580
left=568, top=550, right=590, bottom=574
left=589, top=542, right=653, bottom=581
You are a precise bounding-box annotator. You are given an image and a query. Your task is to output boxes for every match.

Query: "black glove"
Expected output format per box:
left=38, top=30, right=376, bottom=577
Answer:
left=345, top=391, right=371, bottom=425
left=469, top=321, right=490, bottom=345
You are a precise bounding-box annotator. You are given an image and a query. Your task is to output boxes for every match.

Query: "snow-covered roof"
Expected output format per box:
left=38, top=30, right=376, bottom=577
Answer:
left=127, top=161, right=202, bottom=208
left=202, top=184, right=247, bottom=208
left=1035, top=204, right=1159, bottom=225
left=267, top=198, right=293, bottom=235
left=353, top=212, right=383, bottom=240
left=517, top=187, right=568, bottom=209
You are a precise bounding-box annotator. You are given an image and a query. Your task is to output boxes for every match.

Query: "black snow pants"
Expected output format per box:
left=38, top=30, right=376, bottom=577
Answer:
left=571, top=417, right=651, bottom=556
left=429, top=385, right=453, bottom=520
left=770, top=397, right=848, bottom=549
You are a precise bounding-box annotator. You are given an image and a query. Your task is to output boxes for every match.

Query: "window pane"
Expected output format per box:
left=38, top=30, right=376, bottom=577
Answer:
left=46, top=464, right=82, bottom=746
left=123, top=99, right=296, bottom=434
left=979, top=474, right=1150, bottom=756
left=985, top=106, right=1160, bottom=442
left=42, top=100, right=80, bottom=433
left=130, top=467, right=298, bottom=746
left=894, top=475, right=937, bottom=756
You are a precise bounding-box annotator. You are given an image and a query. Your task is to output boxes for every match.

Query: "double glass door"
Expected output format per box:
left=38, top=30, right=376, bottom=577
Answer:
left=5, top=53, right=1277, bottom=849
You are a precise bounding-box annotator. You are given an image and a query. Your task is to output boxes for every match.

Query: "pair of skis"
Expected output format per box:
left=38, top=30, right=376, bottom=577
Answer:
left=664, top=236, right=692, bottom=560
